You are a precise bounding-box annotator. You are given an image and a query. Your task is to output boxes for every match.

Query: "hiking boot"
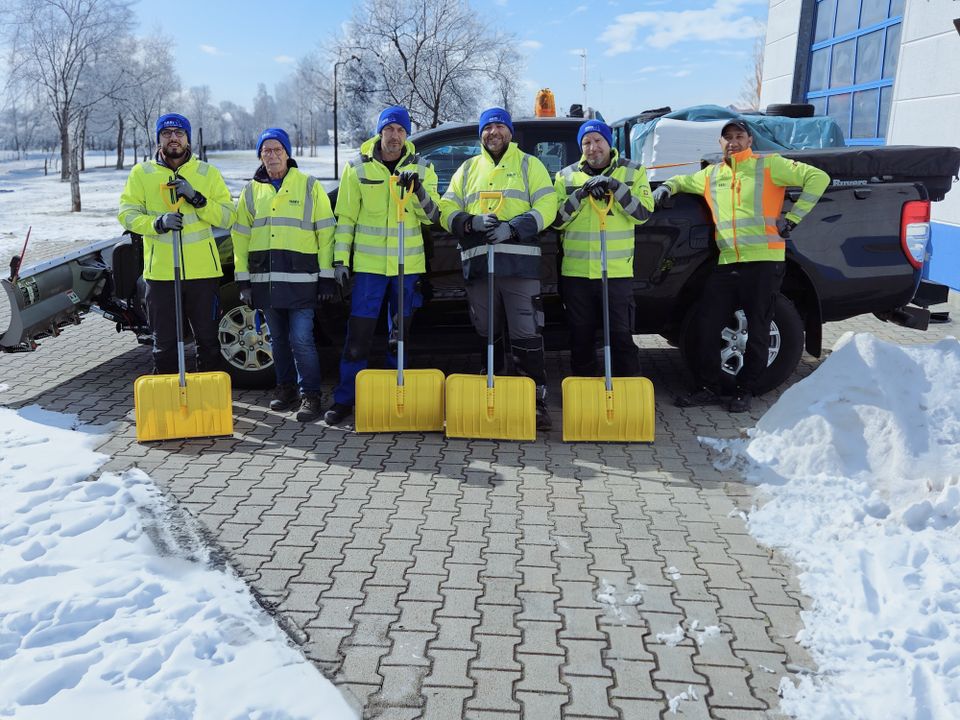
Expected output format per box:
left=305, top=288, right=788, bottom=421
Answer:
left=296, top=393, right=323, bottom=422
left=270, top=383, right=300, bottom=412
left=323, top=402, right=353, bottom=426
left=535, top=399, right=552, bottom=431
left=675, top=386, right=723, bottom=408
left=728, top=391, right=752, bottom=413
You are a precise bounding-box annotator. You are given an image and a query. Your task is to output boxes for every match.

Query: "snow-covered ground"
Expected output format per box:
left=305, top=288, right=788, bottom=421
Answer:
left=0, top=148, right=343, bottom=265
left=705, top=332, right=960, bottom=719
left=0, top=401, right=357, bottom=719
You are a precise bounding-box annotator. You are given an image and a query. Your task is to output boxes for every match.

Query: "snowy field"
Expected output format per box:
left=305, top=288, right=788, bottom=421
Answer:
left=705, top=333, right=960, bottom=719
left=0, top=400, right=357, bottom=719
left=0, top=147, right=344, bottom=266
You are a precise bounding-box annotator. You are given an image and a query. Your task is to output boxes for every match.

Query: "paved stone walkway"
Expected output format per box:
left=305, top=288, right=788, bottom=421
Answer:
left=2, top=296, right=956, bottom=719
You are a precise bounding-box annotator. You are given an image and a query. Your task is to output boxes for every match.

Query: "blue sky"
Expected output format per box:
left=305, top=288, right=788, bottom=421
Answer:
left=134, top=0, right=769, bottom=123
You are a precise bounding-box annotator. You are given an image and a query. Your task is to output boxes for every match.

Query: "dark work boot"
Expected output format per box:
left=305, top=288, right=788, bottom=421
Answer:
left=270, top=383, right=300, bottom=411
left=675, top=386, right=724, bottom=408
left=535, top=386, right=552, bottom=432
left=323, top=402, right=353, bottom=426
left=296, top=393, right=323, bottom=422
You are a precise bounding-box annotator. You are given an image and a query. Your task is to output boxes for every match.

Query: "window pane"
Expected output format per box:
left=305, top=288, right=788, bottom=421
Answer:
left=835, top=0, right=860, bottom=36
left=852, top=89, right=879, bottom=138
left=890, top=0, right=904, bottom=17
left=815, top=0, right=837, bottom=43
left=883, top=23, right=902, bottom=78
left=879, top=85, right=893, bottom=137
left=860, top=0, right=889, bottom=27
left=809, top=48, right=830, bottom=91
left=810, top=97, right=828, bottom=116
left=828, top=93, right=852, bottom=135
left=856, top=30, right=883, bottom=83
left=419, top=141, right=480, bottom=194
left=534, top=142, right=567, bottom=176
left=831, top=39, right=855, bottom=87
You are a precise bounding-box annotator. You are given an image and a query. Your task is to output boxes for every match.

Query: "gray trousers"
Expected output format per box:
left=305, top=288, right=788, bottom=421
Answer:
left=465, top=276, right=543, bottom=340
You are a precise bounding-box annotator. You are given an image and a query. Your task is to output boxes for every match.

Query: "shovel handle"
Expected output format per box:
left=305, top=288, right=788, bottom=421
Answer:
left=478, top=191, right=505, bottom=215
left=161, top=182, right=185, bottom=212
left=587, top=192, right=614, bottom=231
left=388, top=175, right=413, bottom=223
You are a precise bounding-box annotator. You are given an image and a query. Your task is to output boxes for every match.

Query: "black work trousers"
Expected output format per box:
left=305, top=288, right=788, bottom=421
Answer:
left=695, top=261, right=784, bottom=393
left=562, top=276, right=639, bottom=377
left=145, top=277, right=221, bottom=374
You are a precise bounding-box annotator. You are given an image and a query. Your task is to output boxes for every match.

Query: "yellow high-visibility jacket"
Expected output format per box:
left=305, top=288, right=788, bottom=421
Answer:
left=664, top=148, right=829, bottom=264
left=333, top=136, right=440, bottom=276
left=554, top=149, right=654, bottom=279
left=118, top=153, right=234, bottom=280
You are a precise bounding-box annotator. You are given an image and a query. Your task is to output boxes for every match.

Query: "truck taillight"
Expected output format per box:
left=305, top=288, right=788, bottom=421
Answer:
left=900, top=200, right=930, bottom=270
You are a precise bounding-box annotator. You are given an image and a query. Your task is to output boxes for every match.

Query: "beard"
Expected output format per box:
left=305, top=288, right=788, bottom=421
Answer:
left=161, top=143, right=189, bottom=160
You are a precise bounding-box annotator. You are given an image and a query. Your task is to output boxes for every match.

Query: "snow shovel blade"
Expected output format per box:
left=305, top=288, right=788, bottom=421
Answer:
left=354, top=368, right=445, bottom=432
left=134, top=371, right=233, bottom=442
left=444, top=373, right=536, bottom=441
left=561, top=375, right=655, bottom=442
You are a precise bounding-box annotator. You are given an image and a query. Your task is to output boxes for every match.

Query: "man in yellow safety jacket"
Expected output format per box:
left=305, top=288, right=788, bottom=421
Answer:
left=440, top=107, right=558, bottom=431
left=118, top=112, right=235, bottom=375
left=323, top=105, right=441, bottom=427
left=554, top=119, right=654, bottom=377
left=232, top=128, right=336, bottom=422
left=654, top=119, right=829, bottom=412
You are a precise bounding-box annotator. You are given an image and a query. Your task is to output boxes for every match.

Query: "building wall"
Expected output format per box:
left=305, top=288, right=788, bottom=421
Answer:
left=760, top=0, right=804, bottom=106
left=885, top=2, right=960, bottom=290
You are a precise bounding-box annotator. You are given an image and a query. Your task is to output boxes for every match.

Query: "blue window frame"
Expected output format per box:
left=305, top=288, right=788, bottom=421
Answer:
left=805, top=0, right=903, bottom=145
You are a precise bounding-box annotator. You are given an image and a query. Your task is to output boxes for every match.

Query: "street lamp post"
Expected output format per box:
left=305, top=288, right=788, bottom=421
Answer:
left=333, top=55, right=360, bottom=180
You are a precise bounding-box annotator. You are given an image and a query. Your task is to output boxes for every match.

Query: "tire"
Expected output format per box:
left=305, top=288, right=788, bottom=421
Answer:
left=681, top=293, right=804, bottom=395
left=765, top=103, right=815, bottom=119
left=217, top=297, right=275, bottom=389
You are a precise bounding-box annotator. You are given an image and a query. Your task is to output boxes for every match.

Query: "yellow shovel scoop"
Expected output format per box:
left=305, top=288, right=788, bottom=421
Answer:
left=355, top=175, right=445, bottom=432
left=133, top=180, right=234, bottom=442
left=561, top=192, right=655, bottom=442
left=445, top=191, right=536, bottom=441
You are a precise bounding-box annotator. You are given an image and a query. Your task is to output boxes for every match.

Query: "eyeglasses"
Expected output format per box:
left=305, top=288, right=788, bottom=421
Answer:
left=261, top=147, right=287, bottom=157
left=159, top=129, right=186, bottom=138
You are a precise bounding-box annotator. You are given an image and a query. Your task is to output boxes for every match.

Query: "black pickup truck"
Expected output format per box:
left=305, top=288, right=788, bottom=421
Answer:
left=3, top=117, right=958, bottom=394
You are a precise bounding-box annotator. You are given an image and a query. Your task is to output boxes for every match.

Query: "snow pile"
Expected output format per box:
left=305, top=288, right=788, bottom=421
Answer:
left=0, top=406, right=356, bottom=719
left=708, top=333, right=960, bottom=720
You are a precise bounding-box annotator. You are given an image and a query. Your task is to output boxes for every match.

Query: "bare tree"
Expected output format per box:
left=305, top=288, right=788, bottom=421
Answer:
left=5, top=0, right=135, bottom=209
left=124, top=35, right=179, bottom=164
left=336, top=0, right=522, bottom=130
left=739, top=34, right=765, bottom=111
left=252, top=84, right=278, bottom=132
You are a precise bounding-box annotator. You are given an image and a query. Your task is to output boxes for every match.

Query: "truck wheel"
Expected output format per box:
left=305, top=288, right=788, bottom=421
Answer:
left=765, top=103, right=815, bottom=118
left=681, top=294, right=804, bottom=395
left=218, top=298, right=275, bottom=389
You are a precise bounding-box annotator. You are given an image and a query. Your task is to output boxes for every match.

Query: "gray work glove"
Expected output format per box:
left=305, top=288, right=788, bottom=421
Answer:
left=171, top=176, right=201, bottom=205
left=470, top=214, right=498, bottom=233
left=239, top=287, right=253, bottom=307
left=652, top=185, right=672, bottom=208
left=777, top=217, right=797, bottom=239
left=397, top=171, right=422, bottom=193
left=579, top=175, right=611, bottom=200
left=333, top=262, right=351, bottom=288
left=486, top=221, right=513, bottom=244
left=153, top=212, right=183, bottom=233
left=317, top=278, right=337, bottom=302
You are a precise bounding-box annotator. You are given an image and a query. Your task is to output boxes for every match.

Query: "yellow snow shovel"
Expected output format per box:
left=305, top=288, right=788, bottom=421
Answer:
left=562, top=192, right=655, bottom=442
left=355, top=176, right=445, bottom=432
left=134, top=180, right=234, bottom=442
left=445, top=192, right=536, bottom=441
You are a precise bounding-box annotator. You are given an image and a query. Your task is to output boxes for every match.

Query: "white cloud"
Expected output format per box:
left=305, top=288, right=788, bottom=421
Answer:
left=573, top=4, right=588, bottom=12
left=599, top=0, right=764, bottom=55
left=199, top=44, right=222, bottom=56
left=274, top=55, right=295, bottom=64
left=519, top=40, right=542, bottom=51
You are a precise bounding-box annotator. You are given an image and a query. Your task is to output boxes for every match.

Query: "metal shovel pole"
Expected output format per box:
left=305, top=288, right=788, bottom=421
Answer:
left=589, top=192, right=616, bottom=416
left=162, top=181, right=187, bottom=402
left=388, top=176, right=414, bottom=406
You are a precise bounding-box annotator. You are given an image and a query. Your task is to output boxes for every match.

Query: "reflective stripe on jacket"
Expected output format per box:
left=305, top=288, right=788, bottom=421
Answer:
left=232, top=165, right=336, bottom=309
left=333, top=136, right=440, bottom=276
left=439, top=142, right=558, bottom=280
left=554, top=150, right=654, bottom=279
left=118, top=154, right=234, bottom=280
left=664, top=148, right=829, bottom=264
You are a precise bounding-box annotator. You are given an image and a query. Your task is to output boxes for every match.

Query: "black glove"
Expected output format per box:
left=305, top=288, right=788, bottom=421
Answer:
left=171, top=176, right=203, bottom=205
left=486, top=222, right=513, bottom=244
left=397, top=171, right=422, bottom=193
left=777, top=217, right=797, bottom=239
left=470, top=214, right=498, bottom=233
left=652, top=185, right=672, bottom=208
left=580, top=176, right=611, bottom=200
left=153, top=212, right=183, bottom=233
left=317, top=278, right=337, bottom=302
left=239, top=287, right=253, bottom=307
left=333, top=262, right=351, bottom=288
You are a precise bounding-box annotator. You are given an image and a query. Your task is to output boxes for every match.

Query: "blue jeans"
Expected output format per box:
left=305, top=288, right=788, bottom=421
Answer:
left=333, top=272, right=422, bottom=406
left=264, top=308, right=321, bottom=394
